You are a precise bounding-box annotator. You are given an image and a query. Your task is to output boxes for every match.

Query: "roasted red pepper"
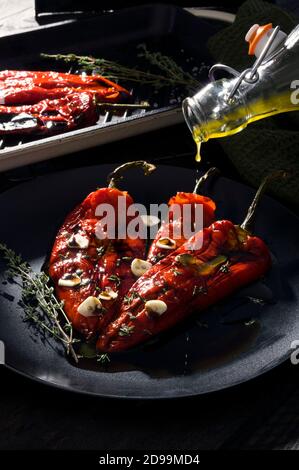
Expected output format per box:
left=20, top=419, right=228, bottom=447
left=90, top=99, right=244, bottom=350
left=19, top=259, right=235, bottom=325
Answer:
left=0, top=70, right=129, bottom=105
left=147, top=168, right=217, bottom=264
left=0, top=92, right=98, bottom=135
left=0, top=70, right=130, bottom=135
left=49, top=161, right=156, bottom=340
left=96, top=172, right=282, bottom=353
left=97, top=220, right=271, bottom=352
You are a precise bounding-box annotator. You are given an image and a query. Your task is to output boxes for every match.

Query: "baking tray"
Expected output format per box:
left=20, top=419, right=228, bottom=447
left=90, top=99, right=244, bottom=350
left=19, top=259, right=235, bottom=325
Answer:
left=34, top=1, right=239, bottom=23
left=0, top=4, right=228, bottom=172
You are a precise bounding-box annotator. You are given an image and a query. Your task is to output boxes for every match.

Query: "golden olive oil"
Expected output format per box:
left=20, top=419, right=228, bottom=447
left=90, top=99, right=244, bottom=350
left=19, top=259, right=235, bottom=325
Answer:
left=192, top=92, right=298, bottom=162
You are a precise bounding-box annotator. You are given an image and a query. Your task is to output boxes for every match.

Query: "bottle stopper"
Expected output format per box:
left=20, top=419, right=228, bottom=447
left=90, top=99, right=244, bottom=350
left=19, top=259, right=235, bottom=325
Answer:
left=245, top=23, right=287, bottom=58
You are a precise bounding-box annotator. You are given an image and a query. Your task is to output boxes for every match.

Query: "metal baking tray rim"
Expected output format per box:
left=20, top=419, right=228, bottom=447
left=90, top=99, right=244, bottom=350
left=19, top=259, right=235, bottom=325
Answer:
left=0, top=106, right=183, bottom=171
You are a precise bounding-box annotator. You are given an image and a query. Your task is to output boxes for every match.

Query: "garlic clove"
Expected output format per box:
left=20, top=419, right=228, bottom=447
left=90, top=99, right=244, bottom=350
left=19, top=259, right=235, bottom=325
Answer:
left=68, top=233, right=89, bottom=249
left=58, top=273, right=81, bottom=287
left=78, top=296, right=102, bottom=317
left=145, top=299, right=167, bottom=316
left=156, top=237, right=176, bottom=250
left=98, top=287, right=118, bottom=301
left=131, top=258, right=152, bottom=277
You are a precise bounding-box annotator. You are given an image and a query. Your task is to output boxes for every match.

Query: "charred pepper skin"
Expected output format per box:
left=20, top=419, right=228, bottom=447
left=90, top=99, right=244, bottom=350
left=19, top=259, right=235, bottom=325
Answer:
left=0, top=70, right=130, bottom=135
left=0, top=70, right=130, bottom=105
left=0, top=92, right=98, bottom=135
left=97, top=220, right=271, bottom=352
left=48, top=187, right=145, bottom=340
left=147, top=192, right=216, bottom=264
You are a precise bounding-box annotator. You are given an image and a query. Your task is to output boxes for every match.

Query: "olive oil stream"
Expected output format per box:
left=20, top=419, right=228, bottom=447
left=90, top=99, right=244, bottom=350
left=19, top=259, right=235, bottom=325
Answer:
left=192, top=92, right=297, bottom=162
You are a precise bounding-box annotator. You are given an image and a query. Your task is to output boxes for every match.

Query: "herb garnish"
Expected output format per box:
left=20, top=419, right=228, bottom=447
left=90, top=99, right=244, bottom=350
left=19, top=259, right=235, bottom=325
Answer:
left=172, top=269, right=182, bottom=276
left=108, top=274, right=121, bottom=287
left=97, top=353, right=111, bottom=365
left=0, top=243, right=79, bottom=363
left=41, top=45, right=199, bottom=91
left=58, top=253, right=68, bottom=260
left=124, top=290, right=142, bottom=305
left=96, top=246, right=105, bottom=258
left=192, top=285, right=207, bottom=296
left=128, top=313, right=137, bottom=320
left=119, top=324, right=135, bottom=337
left=152, top=253, right=164, bottom=264
left=219, top=263, right=230, bottom=274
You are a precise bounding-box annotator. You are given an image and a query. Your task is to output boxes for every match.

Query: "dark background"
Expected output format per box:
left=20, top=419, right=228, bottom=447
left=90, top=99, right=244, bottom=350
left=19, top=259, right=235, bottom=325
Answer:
left=0, top=0, right=299, bottom=451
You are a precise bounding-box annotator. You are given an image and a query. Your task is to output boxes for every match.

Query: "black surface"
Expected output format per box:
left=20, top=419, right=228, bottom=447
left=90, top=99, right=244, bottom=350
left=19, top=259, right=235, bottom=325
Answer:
left=1, top=1, right=299, bottom=451
left=34, top=1, right=240, bottom=24
left=0, top=163, right=299, bottom=398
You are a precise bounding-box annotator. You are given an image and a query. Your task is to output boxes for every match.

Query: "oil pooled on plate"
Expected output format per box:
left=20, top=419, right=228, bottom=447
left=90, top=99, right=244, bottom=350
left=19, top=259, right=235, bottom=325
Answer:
left=73, top=280, right=272, bottom=378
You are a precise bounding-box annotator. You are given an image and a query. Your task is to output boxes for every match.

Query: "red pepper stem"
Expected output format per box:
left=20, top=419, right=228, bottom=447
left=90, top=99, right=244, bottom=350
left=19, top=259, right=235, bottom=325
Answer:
left=193, top=167, right=219, bottom=194
left=107, top=160, right=156, bottom=188
left=241, top=170, right=289, bottom=233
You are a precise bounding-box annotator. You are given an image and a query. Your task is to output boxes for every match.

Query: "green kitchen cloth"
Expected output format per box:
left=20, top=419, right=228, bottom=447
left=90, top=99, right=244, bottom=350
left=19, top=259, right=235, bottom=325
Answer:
left=207, top=0, right=299, bottom=211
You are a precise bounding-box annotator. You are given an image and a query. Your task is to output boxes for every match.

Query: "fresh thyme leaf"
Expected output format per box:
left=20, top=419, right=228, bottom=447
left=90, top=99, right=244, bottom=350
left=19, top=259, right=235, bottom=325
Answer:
left=196, top=320, right=208, bottom=329
left=172, top=269, right=182, bottom=276
left=152, top=253, right=164, bottom=264
left=192, top=285, right=207, bottom=296
left=137, top=293, right=145, bottom=302
left=247, top=296, right=265, bottom=305
left=219, top=263, right=230, bottom=274
left=108, top=274, right=121, bottom=287
left=0, top=242, right=79, bottom=363
left=119, top=324, right=135, bottom=337
left=128, top=313, right=136, bottom=320
left=41, top=49, right=200, bottom=91
left=124, top=290, right=139, bottom=305
left=138, top=43, right=198, bottom=88
left=58, top=253, right=68, bottom=260
left=97, top=353, right=111, bottom=365
left=143, top=329, right=153, bottom=336
left=124, top=290, right=145, bottom=305
left=96, top=246, right=105, bottom=258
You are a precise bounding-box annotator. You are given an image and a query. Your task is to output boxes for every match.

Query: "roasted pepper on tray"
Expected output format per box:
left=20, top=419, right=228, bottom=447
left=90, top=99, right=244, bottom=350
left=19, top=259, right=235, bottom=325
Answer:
left=96, top=173, right=283, bottom=353
left=0, top=70, right=129, bottom=105
left=48, top=161, right=156, bottom=340
left=147, top=167, right=218, bottom=264
left=0, top=92, right=98, bottom=135
left=0, top=70, right=130, bottom=135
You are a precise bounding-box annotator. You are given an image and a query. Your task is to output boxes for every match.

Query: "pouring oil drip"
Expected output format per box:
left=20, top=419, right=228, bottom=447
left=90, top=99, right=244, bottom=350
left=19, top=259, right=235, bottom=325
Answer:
left=183, top=22, right=299, bottom=160
left=195, top=139, right=201, bottom=162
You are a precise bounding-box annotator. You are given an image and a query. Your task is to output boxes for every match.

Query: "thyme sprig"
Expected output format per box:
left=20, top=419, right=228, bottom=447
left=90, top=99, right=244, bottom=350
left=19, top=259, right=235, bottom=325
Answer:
left=137, top=44, right=198, bottom=88
left=41, top=44, right=200, bottom=91
left=97, top=353, right=111, bottom=365
left=0, top=243, right=79, bottom=363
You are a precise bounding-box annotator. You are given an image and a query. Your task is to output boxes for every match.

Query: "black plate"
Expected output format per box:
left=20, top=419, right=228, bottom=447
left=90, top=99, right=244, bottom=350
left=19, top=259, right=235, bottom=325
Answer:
left=0, top=164, right=299, bottom=399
